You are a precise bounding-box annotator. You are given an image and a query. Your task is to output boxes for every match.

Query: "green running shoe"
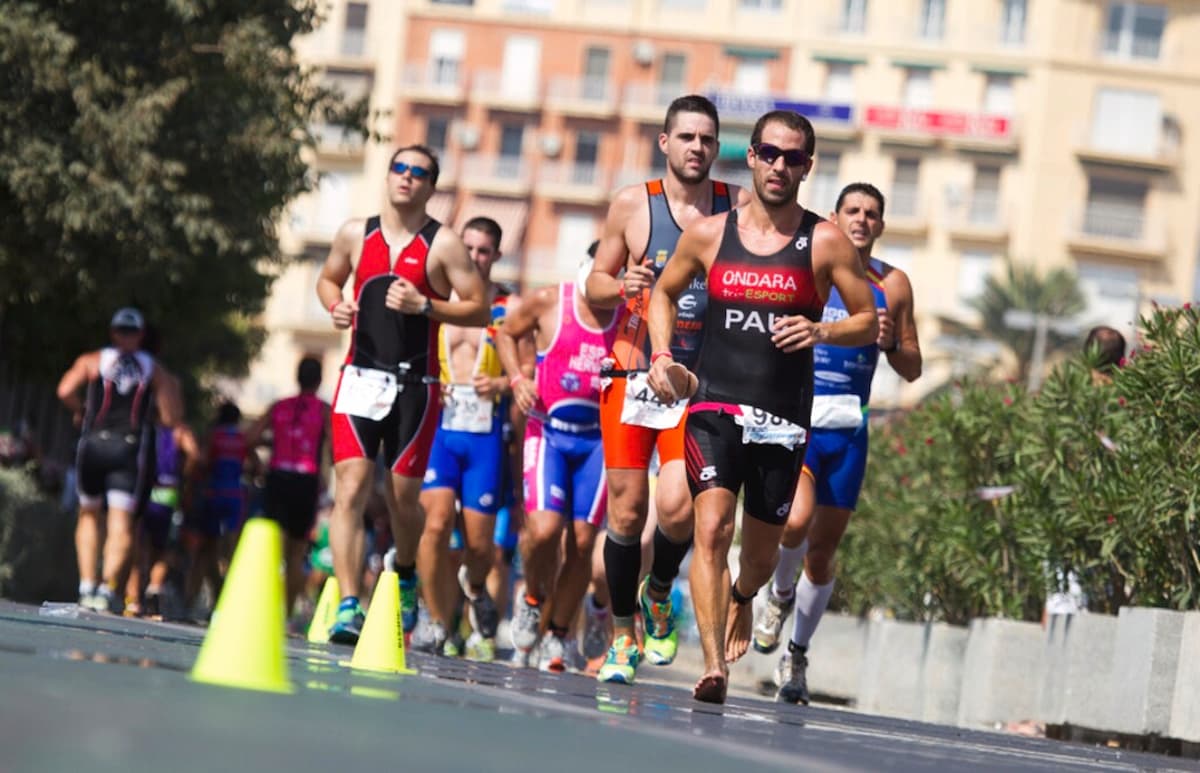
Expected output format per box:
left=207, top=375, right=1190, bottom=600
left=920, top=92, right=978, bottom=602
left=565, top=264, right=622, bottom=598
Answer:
left=398, top=576, right=419, bottom=633
left=596, top=634, right=641, bottom=684
left=328, top=597, right=365, bottom=645
left=639, top=577, right=678, bottom=666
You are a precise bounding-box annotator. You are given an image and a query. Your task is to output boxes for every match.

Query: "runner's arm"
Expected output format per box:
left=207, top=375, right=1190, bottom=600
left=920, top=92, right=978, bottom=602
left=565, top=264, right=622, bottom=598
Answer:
left=646, top=221, right=710, bottom=401
left=152, top=365, right=184, bottom=429
left=813, top=221, right=878, bottom=348
left=317, top=220, right=364, bottom=329
left=495, top=288, right=553, bottom=414
left=55, top=353, right=93, bottom=418
left=426, top=229, right=491, bottom=326
left=243, top=406, right=273, bottom=451
left=881, top=268, right=922, bottom=382
left=585, top=187, right=651, bottom=308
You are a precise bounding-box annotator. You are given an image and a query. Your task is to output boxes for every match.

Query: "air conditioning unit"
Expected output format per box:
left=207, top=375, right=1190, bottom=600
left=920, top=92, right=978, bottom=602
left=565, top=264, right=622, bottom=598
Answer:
left=539, top=133, right=563, bottom=158
left=456, top=123, right=480, bottom=150
left=632, top=40, right=656, bottom=66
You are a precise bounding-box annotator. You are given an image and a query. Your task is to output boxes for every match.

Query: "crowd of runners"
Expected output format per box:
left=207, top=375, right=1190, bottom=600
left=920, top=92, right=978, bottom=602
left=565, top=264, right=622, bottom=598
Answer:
left=58, top=94, right=923, bottom=705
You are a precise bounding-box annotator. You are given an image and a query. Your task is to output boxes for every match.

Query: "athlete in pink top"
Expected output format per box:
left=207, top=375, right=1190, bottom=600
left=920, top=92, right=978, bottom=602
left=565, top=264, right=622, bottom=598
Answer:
left=246, top=356, right=331, bottom=611
left=496, top=279, right=617, bottom=672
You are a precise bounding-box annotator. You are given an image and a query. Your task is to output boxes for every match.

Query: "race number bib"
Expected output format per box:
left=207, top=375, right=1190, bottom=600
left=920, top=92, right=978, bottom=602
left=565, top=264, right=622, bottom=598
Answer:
left=733, top=405, right=807, bottom=450
left=620, top=371, right=687, bottom=430
left=810, top=394, right=864, bottom=430
left=334, top=367, right=399, bottom=421
left=441, top=384, right=494, bottom=433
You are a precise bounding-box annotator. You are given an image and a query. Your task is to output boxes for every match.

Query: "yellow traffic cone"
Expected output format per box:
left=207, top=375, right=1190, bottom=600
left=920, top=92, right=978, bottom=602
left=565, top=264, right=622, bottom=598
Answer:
left=344, top=570, right=416, bottom=674
left=307, top=576, right=341, bottom=644
left=190, top=517, right=293, bottom=693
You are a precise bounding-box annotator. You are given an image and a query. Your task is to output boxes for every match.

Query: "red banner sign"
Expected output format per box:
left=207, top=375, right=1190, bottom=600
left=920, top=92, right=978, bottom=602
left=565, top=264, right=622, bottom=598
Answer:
left=864, top=106, right=1011, bottom=139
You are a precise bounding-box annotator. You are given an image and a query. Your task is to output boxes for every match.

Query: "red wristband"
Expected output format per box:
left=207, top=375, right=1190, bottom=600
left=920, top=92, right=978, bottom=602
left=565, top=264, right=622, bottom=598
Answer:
left=651, top=350, right=673, bottom=365
left=328, top=300, right=340, bottom=315
left=509, top=373, right=526, bottom=388
left=618, top=285, right=627, bottom=301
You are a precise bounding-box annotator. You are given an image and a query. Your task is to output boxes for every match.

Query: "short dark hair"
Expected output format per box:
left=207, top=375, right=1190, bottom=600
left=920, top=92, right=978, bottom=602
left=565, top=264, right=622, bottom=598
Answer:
left=297, top=356, right=322, bottom=391
left=663, top=94, right=720, bottom=137
left=462, top=216, right=503, bottom=251
left=750, top=110, right=816, bottom=156
left=1084, top=326, right=1126, bottom=372
left=835, top=182, right=887, bottom=219
left=216, top=401, right=241, bottom=426
left=388, top=144, right=440, bottom=187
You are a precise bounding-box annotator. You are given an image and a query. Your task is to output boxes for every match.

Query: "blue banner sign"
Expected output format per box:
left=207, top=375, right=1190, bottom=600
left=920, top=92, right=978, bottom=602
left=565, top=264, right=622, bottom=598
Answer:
left=709, top=92, right=854, bottom=124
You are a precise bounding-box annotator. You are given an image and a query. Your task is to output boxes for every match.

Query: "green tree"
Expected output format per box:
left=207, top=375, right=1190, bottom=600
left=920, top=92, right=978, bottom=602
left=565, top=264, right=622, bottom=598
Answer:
left=940, top=260, right=1086, bottom=385
left=0, top=0, right=367, bottom=384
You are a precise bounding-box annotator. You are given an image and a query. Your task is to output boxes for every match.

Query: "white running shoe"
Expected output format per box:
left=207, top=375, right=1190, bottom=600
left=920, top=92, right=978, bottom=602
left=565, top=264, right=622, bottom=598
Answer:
left=539, top=634, right=568, bottom=673
left=510, top=594, right=541, bottom=653
left=753, top=590, right=795, bottom=654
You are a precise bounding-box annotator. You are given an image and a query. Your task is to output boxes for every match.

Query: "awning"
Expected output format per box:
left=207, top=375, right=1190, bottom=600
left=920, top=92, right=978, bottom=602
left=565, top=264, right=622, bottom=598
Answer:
left=453, top=195, right=530, bottom=256
left=723, top=45, right=780, bottom=60
left=892, top=59, right=946, bottom=70
left=719, top=131, right=752, bottom=160
left=812, top=53, right=868, bottom=65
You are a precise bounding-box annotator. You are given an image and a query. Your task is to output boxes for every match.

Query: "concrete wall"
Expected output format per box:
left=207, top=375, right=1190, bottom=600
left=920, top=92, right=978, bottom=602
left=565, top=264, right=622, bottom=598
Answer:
left=702, top=607, right=1200, bottom=745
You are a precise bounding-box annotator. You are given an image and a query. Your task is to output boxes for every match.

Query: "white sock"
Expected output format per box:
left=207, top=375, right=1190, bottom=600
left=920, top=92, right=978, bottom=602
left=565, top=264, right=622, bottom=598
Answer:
left=790, top=573, right=834, bottom=649
left=79, top=580, right=96, bottom=597
left=771, top=541, right=808, bottom=599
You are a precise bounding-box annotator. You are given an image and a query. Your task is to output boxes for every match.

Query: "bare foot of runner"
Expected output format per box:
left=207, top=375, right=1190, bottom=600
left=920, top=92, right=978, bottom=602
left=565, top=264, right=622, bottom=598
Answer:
left=693, top=670, right=728, bottom=704
left=725, top=598, right=754, bottom=663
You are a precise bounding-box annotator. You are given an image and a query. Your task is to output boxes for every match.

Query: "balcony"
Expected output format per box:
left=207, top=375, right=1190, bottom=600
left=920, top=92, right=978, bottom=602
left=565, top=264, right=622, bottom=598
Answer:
left=461, top=153, right=531, bottom=197
left=536, top=162, right=610, bottom=205
left=400, top=62, right=466, bottom=105
left=966, top=23, right=1029, bottom=52
left=1065, top=203, right=1167, bottom=261
left=1098, top=31, right=1165, bottom=64
left=472, top=70, right=542, bottom=112
left=947, top=194, right=1009, bottom=243
left=1075, top=128, right=1178, bottom=173
left=545, top=76, right=617, bottom=118
left=621, top=83, right=679, bottom=124
left=883, top=185, right=927, bottom=235
left=611, top=167, right=658, bottom=191
left=311, top=122, right=365, bottom=161
left=521, top=248, right=575, bottom=287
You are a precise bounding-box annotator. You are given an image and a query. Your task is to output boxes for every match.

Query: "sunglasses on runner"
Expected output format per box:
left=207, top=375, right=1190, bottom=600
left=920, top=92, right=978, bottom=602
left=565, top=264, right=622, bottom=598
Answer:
left=390, top=161, right=431, bottom=178
left=752, top=143, right=810, bottom=168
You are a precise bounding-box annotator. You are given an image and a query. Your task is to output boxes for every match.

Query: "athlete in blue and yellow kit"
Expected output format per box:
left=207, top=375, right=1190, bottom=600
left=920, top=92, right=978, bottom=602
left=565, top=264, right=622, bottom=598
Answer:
left=752, top=182, right=923, bottom=704
left=417, top=217, right=517, bottom=660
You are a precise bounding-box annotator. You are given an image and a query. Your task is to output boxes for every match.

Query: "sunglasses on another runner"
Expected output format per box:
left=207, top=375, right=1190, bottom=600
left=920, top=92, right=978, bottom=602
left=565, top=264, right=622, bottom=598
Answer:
left=390, top=161, right=431, bottom=179
left=752, top=143, right=810, bottom=168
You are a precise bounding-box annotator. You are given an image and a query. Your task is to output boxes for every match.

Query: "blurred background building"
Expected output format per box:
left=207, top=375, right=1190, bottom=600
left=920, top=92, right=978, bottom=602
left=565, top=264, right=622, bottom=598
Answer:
left=237, top=0, right=1200, bottom=413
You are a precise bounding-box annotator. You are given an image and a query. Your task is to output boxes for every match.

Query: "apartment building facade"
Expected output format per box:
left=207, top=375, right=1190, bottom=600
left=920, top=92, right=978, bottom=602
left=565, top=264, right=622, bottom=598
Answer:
left=239, top=0, right=1199, bottom=411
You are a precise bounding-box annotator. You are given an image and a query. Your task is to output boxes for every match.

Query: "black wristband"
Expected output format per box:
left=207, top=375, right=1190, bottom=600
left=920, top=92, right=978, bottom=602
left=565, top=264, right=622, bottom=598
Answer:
left=884, top=337, right=900, bottom=354
left=420, top=297, right=433, bottom=316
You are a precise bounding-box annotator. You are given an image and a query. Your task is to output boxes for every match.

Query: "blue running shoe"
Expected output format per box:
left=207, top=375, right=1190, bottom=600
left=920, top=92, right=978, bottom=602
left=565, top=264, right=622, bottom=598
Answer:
left=328, top=597, right=365, bottom=645
left=398, top=576, right=419, bottom=634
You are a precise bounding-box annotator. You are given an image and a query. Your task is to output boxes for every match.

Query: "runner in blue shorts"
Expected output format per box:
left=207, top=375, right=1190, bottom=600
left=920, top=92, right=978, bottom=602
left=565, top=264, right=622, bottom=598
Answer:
left=752, top=182, right=924, bottom=705
left=416, top=217, right=518, bottom=660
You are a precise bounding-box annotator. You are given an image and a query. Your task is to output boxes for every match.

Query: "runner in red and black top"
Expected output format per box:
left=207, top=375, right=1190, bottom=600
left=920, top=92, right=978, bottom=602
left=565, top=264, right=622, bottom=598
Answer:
left=316, top=144, right=489, bottom=645
left=646, top=110, right=878, bottom=703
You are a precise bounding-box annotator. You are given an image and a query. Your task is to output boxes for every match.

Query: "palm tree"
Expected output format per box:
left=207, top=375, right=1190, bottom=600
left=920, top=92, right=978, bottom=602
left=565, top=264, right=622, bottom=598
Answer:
left=940, top=260, right=1086, bottom=386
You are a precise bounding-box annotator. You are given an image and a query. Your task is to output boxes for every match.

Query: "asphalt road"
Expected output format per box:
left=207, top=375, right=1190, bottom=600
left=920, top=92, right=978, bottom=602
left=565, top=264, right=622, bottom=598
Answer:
left=0, top=600, right=1194, bottom=773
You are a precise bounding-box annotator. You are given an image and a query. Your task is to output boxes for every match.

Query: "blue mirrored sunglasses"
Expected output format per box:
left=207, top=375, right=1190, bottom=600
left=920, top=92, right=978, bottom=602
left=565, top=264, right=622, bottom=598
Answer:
left=390, top=161, right=431, bottom=178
